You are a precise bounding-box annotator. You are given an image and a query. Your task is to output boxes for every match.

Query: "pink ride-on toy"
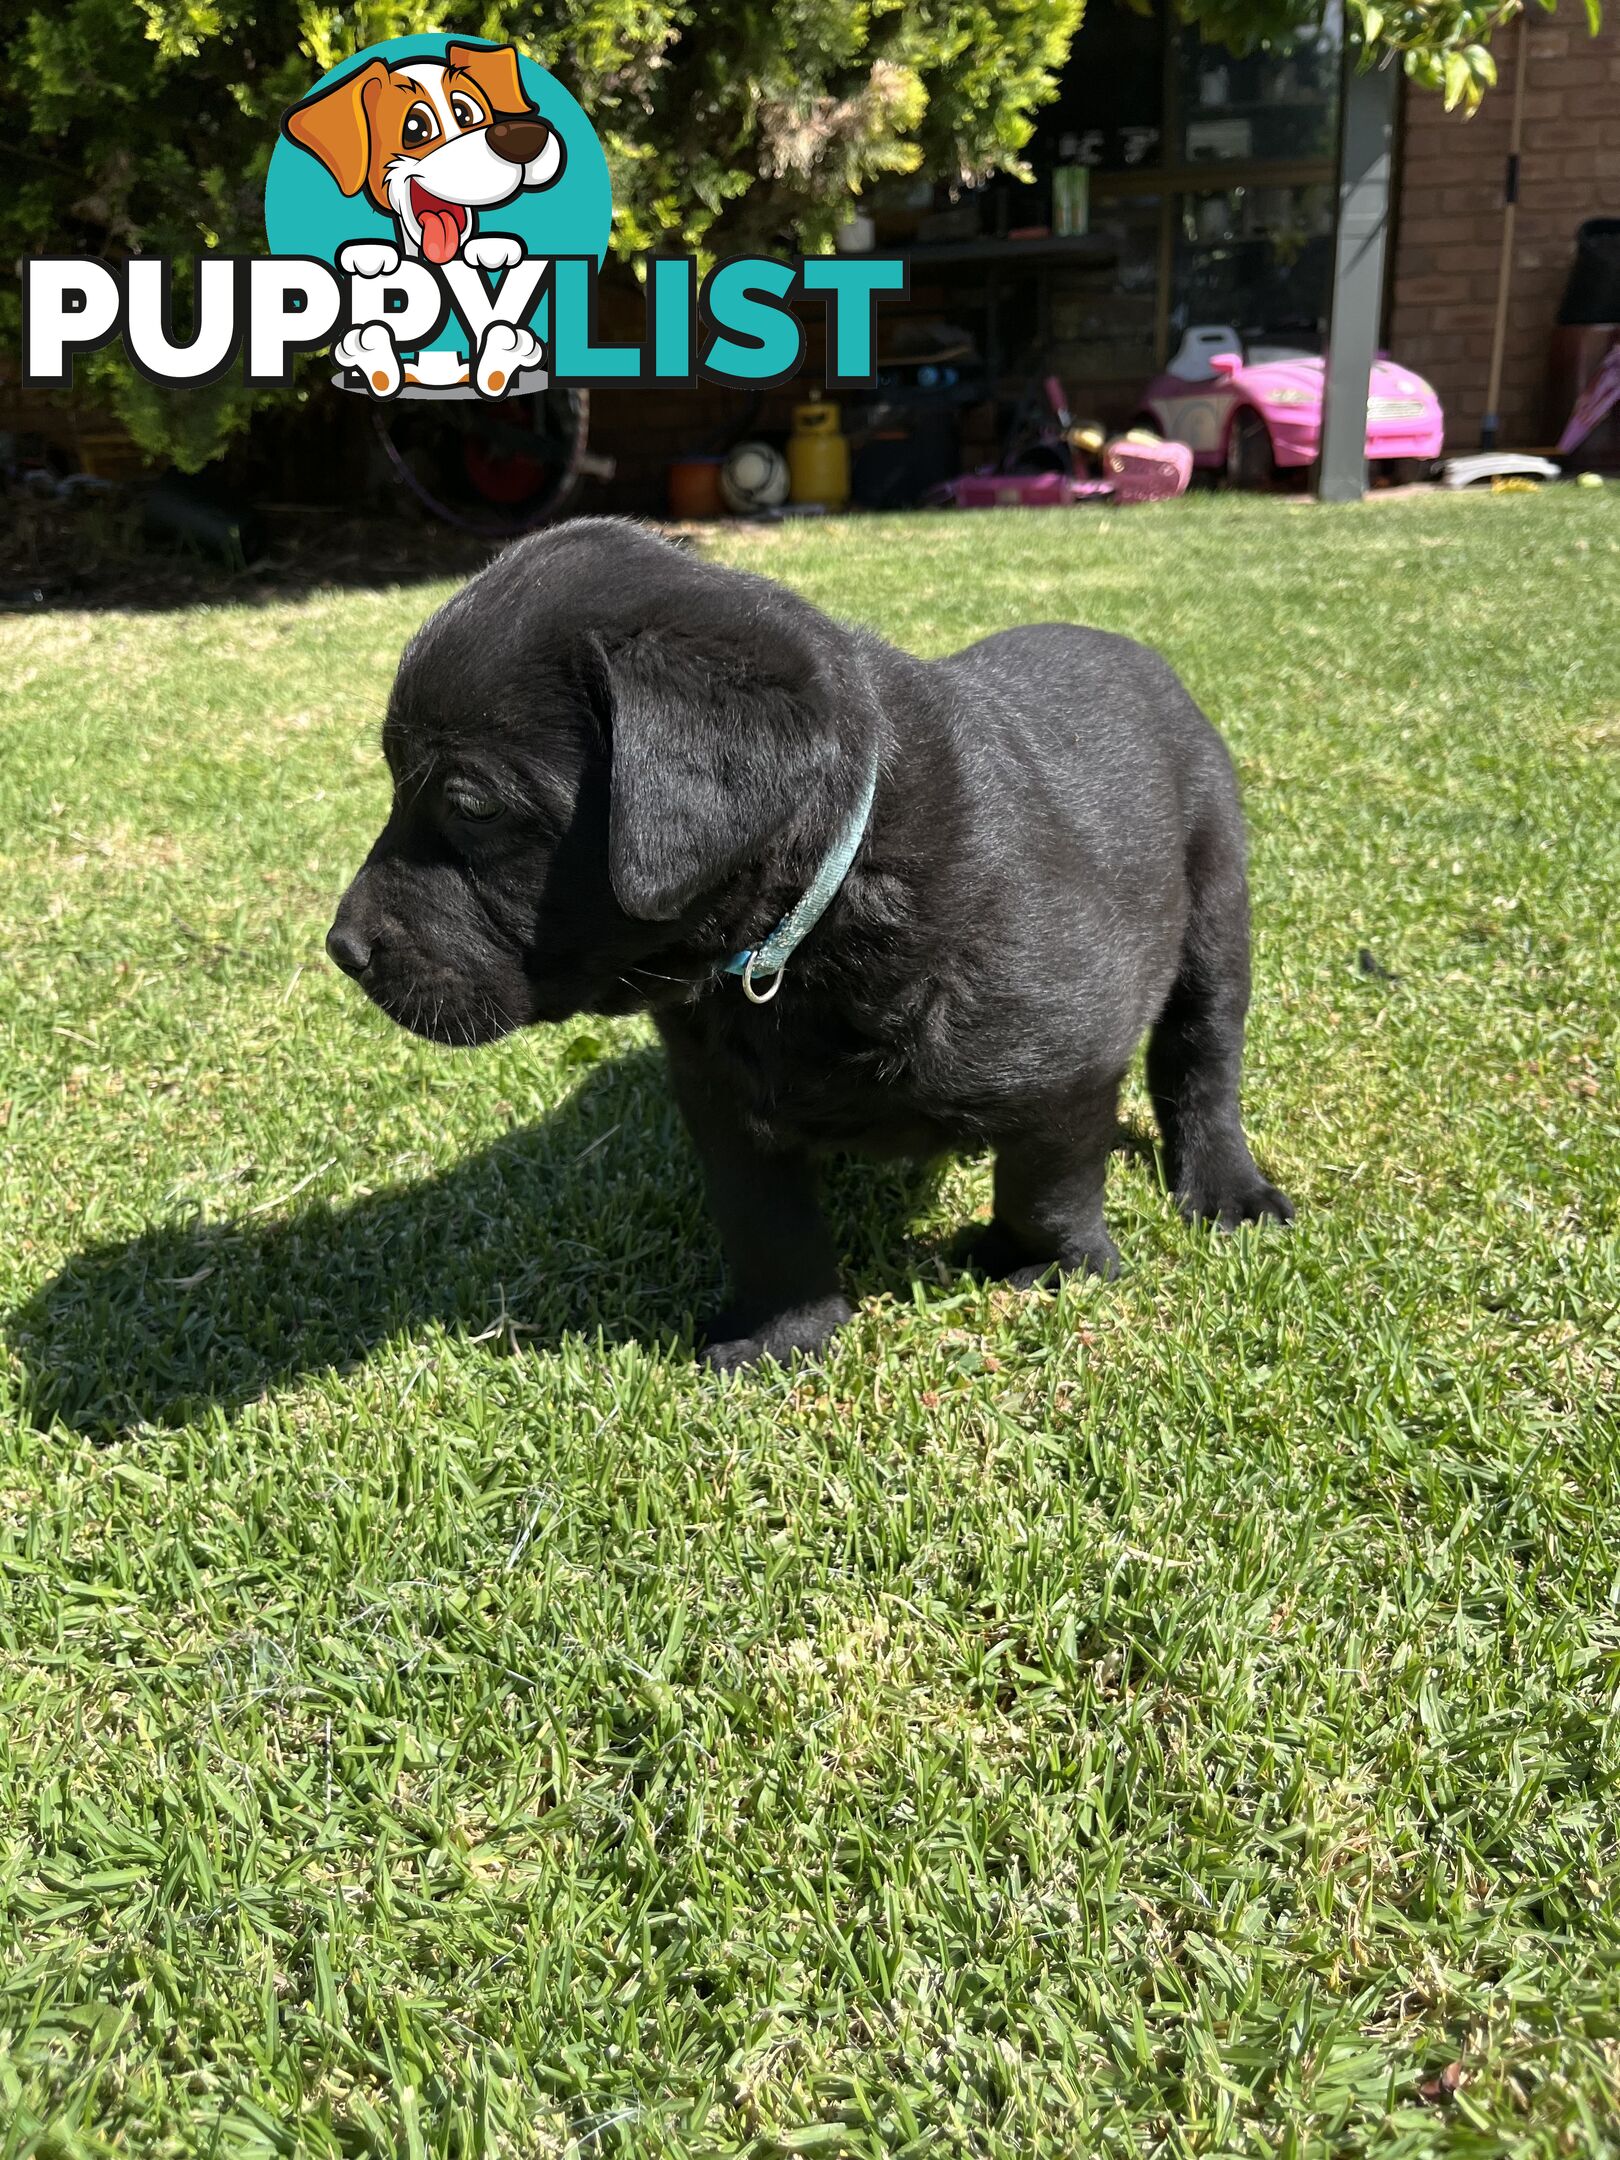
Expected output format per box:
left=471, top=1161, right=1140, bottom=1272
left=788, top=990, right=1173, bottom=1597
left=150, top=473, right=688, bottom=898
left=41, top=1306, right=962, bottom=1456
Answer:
left=1102, top=434, right=1196, bottom=502
left=933, top=376, right=1193, bottom=509
left=1136, top=325, right=1445, bottom=489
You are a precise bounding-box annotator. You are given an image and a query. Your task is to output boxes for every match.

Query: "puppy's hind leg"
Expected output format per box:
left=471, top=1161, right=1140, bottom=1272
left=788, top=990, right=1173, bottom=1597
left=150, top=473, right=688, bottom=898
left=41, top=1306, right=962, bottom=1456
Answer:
left=1146, top=819, right=1293, bottom=1229
left=974, top=1079, right=1125, bottom=1288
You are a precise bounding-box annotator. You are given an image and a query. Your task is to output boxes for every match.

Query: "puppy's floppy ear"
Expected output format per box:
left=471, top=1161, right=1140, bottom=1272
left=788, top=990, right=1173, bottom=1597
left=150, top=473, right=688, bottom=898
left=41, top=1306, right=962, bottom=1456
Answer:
left=446, top=42, right=534, bottom=119
left=282, top=60, right=388, bottom=197
left=598, top=627, right=849, bottom=924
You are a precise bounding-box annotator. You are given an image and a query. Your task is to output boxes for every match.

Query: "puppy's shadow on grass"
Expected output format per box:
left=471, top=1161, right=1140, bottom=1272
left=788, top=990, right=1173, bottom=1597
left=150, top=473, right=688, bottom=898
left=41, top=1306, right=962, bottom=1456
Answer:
left=9, top=1047, right=954, bottom=1441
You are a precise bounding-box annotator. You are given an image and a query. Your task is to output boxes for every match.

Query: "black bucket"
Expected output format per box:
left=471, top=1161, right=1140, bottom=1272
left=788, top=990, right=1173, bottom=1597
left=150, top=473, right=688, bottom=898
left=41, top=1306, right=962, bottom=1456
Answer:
left=1558, top=219, right=1620, bottom=326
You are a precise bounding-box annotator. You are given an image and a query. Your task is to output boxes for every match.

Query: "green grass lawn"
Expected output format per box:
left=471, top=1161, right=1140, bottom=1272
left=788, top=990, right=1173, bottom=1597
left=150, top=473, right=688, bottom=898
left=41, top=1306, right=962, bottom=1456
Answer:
left=2, top=492, right=1618, bottom=2159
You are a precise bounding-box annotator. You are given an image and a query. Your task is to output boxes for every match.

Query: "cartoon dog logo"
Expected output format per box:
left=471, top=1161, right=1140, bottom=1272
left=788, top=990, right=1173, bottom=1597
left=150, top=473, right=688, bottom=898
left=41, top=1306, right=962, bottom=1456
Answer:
left=282, top=43, right=564, bottom=395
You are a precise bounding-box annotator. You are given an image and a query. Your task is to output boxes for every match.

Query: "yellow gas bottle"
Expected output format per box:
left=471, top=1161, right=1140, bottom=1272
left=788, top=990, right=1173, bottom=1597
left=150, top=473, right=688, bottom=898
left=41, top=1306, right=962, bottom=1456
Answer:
left=788, top=391, right=850, bottom=510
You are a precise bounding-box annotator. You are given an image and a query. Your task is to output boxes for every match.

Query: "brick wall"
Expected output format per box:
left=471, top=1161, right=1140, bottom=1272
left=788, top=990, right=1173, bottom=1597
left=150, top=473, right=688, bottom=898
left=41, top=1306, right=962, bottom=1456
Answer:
left=1388, top=9, right=1620, bottom=450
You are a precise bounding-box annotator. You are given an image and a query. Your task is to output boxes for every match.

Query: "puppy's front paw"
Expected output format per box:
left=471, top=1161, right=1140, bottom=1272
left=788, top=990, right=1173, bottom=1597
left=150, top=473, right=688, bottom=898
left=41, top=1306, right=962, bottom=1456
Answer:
left=475, top=322, right=544, bottom=397
left=699, top=1332, right=769, bottom=1374
left=698, top=1294, right=853, bottom=1374
left=1178, top=1170, right=1295, bottom=1231
left=462, top=233, right=524, bottom=272
left=966, top=1220, right=1121, bottom=1285
left=334, top=322, right=401, bottom=397
left=338, top=240, right=402, bottom=279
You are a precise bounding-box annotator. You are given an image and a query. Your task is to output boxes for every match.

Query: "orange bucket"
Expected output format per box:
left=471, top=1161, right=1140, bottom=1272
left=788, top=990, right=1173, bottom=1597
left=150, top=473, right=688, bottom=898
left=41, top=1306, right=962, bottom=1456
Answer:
left=667, top=457, right=725, bottom=520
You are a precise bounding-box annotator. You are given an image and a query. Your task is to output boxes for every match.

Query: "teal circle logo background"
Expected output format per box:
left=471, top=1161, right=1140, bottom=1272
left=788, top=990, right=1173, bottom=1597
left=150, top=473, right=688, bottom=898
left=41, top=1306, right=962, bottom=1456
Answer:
left=264, top=35, right=611, bottom=358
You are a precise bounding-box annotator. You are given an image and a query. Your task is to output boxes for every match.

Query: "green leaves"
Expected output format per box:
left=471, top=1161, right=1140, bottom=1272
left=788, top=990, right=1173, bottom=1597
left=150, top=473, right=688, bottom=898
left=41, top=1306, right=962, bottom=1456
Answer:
left=1166, top=0, right=1593, bottom=110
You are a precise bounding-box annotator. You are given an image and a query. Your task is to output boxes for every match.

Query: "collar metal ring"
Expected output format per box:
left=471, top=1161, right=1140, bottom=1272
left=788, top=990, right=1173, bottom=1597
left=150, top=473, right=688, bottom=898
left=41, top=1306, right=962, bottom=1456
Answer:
left=740, top=952, right=784, bottom=1004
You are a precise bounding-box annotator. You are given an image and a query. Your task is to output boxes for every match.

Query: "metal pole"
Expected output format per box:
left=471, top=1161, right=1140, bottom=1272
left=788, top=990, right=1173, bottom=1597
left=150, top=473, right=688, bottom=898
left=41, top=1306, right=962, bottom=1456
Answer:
left=1319, top=47, right=1400, bottom=502
left=1481, top=13, right=1530, bottom=449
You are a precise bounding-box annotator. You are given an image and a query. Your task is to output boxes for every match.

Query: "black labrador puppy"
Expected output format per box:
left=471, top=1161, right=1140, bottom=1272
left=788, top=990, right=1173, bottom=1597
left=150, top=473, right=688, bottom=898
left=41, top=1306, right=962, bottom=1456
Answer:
left=327, top=519, right=1291, bottom=1368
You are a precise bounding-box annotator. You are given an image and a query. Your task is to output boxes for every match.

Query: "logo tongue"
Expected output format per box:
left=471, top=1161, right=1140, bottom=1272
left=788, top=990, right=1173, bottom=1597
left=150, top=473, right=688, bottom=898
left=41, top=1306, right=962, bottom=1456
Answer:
left=420, top=206, right=462, bottom=264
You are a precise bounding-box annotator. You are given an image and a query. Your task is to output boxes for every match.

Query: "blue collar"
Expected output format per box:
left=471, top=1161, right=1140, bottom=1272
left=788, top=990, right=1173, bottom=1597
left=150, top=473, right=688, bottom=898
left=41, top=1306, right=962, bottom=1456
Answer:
left=725, top=754, right=879, bottom=1004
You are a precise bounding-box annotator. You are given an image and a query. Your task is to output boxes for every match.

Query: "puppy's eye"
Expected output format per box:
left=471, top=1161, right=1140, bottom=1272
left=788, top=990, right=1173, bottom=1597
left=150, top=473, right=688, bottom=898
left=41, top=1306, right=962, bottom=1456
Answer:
left=445, top=790, right=505, bottom=824
left=402, top=103, right=438, bottom=148
left=450, top=93, right=483, bottom=129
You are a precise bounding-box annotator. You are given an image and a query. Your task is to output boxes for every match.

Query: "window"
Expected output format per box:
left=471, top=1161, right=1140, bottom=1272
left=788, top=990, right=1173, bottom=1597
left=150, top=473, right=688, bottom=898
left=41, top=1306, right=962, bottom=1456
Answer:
left=1171, top=180, right=1338, bottom=348
left=1034, top=0, right=1345, bottom=398
left=1176, top=10, right=1344, bottom=167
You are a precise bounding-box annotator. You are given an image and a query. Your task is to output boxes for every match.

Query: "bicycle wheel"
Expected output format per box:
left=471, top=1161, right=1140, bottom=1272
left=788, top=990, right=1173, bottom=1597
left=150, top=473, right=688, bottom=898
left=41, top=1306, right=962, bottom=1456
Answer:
left=374, top=384, right=600, bottom=536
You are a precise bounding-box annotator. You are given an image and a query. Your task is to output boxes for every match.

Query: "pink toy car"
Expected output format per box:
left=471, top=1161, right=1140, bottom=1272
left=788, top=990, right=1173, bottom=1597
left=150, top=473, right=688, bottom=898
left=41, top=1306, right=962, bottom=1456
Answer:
left=1136, top=325, right=1445, bottom=488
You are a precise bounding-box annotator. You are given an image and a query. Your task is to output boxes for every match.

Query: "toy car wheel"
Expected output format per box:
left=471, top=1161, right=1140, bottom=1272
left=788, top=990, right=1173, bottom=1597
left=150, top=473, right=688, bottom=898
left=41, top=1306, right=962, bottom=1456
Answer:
left=1226, top=408, right=1278, bottom=491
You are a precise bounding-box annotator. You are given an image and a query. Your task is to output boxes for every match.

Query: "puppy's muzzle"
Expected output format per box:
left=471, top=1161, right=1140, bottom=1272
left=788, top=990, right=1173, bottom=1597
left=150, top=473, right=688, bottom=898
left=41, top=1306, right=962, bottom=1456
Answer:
left=487, top=118, right=548, bottom=165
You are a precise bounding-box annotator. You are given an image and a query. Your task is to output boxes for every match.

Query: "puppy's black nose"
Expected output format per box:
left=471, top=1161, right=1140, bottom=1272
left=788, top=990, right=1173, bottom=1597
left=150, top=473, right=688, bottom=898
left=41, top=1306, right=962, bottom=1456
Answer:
left=326, top=922, right=373, bottom=979
left=487, top=117, right=548, bottom=165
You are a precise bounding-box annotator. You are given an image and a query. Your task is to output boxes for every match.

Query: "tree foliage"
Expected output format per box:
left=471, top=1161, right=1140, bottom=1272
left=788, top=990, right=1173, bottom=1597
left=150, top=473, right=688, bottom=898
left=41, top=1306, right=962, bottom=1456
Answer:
left=0, top=0, right=1600, bottom=468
